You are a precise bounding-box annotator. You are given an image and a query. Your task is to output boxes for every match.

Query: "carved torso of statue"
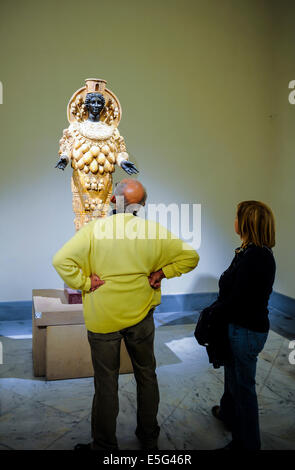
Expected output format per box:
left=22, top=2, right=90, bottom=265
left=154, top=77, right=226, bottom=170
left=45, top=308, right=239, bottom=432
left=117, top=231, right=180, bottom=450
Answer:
left=56, top=78, right=138, bottom=231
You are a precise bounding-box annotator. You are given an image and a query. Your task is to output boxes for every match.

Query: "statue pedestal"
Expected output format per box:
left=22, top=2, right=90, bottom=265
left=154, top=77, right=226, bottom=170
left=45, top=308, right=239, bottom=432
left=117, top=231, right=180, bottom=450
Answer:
left=32, top=288, right=133, bottom=380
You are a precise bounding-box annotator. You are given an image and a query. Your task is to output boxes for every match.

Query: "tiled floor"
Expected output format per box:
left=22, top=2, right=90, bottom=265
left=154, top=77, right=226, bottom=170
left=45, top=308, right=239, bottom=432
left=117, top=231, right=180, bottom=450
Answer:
left=0, top=312, right=294, bottom=450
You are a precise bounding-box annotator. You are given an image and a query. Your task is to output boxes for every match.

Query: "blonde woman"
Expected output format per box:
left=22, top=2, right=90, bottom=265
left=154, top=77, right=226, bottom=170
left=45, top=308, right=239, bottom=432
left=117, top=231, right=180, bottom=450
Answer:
left=211, top=201, right=276, bottom=450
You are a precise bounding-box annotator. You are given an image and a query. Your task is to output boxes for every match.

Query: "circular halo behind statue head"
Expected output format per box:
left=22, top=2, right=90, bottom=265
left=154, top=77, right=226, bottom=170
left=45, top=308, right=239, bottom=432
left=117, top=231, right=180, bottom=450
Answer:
left=67, top=78, right=122, bottom=126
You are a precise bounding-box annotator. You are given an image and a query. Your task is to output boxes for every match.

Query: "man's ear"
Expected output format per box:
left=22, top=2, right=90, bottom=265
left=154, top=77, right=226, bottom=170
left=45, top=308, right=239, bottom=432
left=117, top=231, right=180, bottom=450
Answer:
left=110, top=195, right=116, bottom=204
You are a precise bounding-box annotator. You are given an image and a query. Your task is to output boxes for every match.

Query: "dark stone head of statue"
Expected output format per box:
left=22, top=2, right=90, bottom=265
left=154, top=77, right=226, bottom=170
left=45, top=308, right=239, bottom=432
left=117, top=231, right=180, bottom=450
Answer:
left=84, top=93, right=105, bottom=122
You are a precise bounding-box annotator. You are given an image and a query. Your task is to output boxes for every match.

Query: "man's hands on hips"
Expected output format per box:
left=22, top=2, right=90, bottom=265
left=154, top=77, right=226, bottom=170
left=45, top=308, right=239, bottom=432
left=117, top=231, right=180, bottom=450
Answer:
left=90, top=270, right=165, bottom=292
left=90, top=274, right=105, bottom=292
left=148, top=269, right=166, bottom=289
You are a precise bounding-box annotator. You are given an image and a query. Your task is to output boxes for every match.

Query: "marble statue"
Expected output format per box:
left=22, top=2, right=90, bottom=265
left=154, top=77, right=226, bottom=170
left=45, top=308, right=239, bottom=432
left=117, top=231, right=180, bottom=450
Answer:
left=55, top=78, right=138, bottom=230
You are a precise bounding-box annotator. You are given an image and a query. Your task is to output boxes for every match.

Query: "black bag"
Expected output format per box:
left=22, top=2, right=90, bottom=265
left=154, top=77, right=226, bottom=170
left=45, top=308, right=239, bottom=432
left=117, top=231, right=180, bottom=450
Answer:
left=194, top=305, right=231, bottom=369
left=194, top=306, right=215, bottom=346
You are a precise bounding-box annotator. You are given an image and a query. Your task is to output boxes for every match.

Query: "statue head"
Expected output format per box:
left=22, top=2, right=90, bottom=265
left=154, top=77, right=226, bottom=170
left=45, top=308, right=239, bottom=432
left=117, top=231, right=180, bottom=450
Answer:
left=84, top=92, right=105, bottom=122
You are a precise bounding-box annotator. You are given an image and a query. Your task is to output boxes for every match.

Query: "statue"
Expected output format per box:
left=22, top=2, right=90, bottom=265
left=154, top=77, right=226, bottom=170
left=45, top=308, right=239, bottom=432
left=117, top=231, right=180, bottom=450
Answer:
left=55, top=78, right=138, bottom=230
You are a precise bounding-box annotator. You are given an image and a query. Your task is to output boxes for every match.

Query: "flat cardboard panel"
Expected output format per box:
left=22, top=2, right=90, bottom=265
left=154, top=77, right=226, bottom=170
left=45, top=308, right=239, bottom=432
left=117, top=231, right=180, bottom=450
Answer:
left=32, top=293, right=46, bottom=376
left=46, top=325, right=133, bottom=380
left=46, top=324, right=94, bottom=380
left=34, top=310, right=84, bottom=327
left=32, top=288, right=68, bottom=302
left=32, top=289, right=133, bottom=380
left=33, top=293, right=83, bottom=320
left=33, top=297, right=83, bottom=313
left=33, top=290, right=84, bottom=326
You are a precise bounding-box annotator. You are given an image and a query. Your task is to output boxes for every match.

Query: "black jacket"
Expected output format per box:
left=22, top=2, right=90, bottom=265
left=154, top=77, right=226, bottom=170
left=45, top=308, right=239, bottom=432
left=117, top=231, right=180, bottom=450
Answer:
left=212, top=243, right=276, bottom=333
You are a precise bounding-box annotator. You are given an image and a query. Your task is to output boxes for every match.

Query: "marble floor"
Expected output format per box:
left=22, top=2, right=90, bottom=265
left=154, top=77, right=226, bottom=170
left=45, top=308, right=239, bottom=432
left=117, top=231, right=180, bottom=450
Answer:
left=0, top=312, right=294, bottom=450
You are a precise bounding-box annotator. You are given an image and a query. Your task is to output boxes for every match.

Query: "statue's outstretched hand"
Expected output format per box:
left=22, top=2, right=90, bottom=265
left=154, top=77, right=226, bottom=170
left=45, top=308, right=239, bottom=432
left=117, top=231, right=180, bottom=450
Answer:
left=121, top=160, right=139, bottom=175
left=55, top=155, right=69, bottom=171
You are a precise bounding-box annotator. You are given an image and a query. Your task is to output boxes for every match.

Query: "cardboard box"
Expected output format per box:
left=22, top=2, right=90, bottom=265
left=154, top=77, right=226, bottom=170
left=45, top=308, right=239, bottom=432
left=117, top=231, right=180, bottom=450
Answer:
left=32, top=289, right=133, bottom=380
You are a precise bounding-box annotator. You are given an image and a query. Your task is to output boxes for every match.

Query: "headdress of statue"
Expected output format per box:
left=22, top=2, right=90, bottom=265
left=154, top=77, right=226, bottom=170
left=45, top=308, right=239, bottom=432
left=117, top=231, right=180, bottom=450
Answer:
left=67, top=78, right=122, bottom=126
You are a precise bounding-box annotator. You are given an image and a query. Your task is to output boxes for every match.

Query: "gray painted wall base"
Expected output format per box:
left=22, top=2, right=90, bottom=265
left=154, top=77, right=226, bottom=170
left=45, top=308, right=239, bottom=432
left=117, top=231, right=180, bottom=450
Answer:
left=0, top=291, right=294, bottom=322
left=0, top=301, right=32, bottom=322
left=154, top=292, right=218, bottom=313
left=269, top=291, right=295, bottom=317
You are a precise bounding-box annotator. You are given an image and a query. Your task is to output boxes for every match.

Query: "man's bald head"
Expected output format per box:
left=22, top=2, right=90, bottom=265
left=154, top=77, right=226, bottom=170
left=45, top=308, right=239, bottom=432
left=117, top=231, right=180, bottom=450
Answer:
left=111, top=179, right=147, bottom=213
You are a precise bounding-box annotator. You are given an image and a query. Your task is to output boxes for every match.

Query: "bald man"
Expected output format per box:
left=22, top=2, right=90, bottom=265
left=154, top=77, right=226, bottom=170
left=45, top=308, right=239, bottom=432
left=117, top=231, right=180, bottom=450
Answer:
left=53, top=179, right=199, bottom=451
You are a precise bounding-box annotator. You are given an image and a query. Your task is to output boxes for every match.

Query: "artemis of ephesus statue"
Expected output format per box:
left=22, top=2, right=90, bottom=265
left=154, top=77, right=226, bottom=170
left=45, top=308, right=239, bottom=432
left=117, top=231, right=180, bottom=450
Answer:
left=55, top=78, right=138, bottom=231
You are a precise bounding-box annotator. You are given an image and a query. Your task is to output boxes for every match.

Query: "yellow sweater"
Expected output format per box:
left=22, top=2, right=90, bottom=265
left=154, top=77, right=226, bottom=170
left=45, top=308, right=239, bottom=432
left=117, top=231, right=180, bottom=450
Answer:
left=52, top=213, right=199, bottom=333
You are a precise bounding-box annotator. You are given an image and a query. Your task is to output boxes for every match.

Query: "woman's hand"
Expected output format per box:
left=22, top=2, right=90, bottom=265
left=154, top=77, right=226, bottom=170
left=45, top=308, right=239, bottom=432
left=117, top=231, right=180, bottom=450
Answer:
left=90, top=273, right=105, bottom=292
left=148, top=269, right=165, bottom=289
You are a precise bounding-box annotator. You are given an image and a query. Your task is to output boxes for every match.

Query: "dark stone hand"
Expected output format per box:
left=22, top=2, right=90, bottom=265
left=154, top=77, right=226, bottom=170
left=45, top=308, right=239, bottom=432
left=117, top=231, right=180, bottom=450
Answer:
left=55, top=156, right=69, bottom=171
left=121, top=160, right=139, bottom=175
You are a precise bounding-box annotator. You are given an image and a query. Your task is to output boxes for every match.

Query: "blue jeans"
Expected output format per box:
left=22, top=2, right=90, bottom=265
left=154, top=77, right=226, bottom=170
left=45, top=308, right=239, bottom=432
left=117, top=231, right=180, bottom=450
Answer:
left=219, top=323, right=268, bottom=450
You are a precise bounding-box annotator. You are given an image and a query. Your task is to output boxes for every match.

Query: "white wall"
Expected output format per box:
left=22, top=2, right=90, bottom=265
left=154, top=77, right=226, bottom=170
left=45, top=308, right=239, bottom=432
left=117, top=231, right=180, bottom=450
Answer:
left=0, top=0, right=289, bottom=302
left=267, top=0, right=295, bottom=298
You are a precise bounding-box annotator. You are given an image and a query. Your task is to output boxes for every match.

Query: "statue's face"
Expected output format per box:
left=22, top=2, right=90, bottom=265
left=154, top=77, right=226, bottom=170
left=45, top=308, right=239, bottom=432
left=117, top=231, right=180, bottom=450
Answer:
left=87, top=94, right=104, bottom=116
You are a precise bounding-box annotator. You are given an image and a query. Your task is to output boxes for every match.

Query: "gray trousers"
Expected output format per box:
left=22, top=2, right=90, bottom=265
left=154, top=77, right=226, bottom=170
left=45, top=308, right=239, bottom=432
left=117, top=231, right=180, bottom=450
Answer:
left=87, top=308, right=160, bottom=450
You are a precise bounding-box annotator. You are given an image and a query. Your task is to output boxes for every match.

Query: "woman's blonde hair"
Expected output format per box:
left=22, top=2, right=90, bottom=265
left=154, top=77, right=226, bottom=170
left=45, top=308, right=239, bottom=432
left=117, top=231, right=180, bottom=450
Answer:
left=236, top=200, right=275, bottom=248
